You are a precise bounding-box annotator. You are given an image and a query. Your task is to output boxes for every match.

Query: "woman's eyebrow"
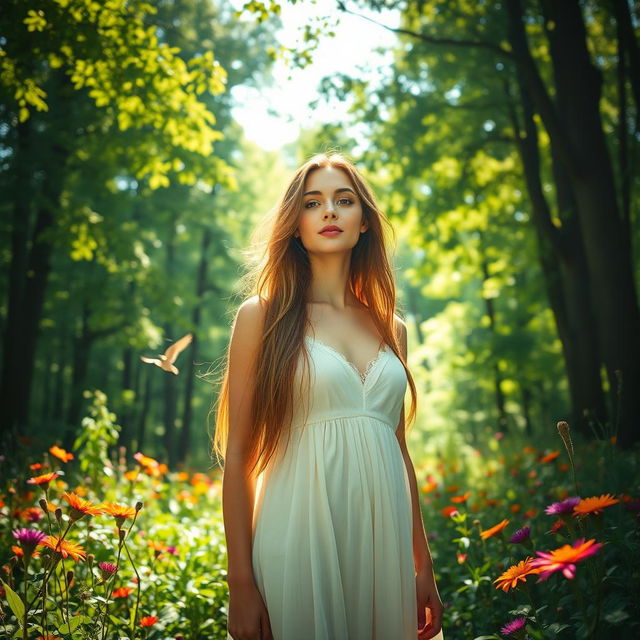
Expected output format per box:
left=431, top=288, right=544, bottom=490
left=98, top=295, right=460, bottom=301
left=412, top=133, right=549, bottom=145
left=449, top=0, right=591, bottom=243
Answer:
left=303, top=187, right=356, bottom=197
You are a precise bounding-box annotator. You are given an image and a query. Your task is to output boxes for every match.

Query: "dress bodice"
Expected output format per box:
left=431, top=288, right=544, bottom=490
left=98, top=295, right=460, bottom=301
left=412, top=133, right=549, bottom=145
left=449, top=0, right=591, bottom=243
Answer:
left=289, top=336, right=408, bottom=432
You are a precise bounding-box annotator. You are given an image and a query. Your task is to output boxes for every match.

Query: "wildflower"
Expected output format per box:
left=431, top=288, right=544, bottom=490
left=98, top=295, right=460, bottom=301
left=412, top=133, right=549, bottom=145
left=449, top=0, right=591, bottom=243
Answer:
left=539, top=450, right=560, bottom=463
left=134, top=452, right=164, bottom=477
left=509, top=526, right=531, bottom=544
left=27, top=472, right=59, bottom=487
left=12, top=528, right=46, bottom=558
left=480, top=519, right=509, bottom=540
left=500, top=616, right=527, bottom=637
left=494, top=557, right=541, bottom=592
left=421, top=481, right=438, bottom=493
left=11, top=545, right=41, bottom=559
left=102, top=502, right=137, bottom=527
left=21, top=506, right=44, bottom=522
left=49, top=445, right=74, bottom=463
left=147, top=540, right=168, bottom=557
left=98, top=561, right=118, bottom=580
left=441, top=505, right=459, bottom=518
left=544, top=496, right=580, bottom=515
left=509, top=504, right=521, bottom=513
left=30, top=462, right=46, bottom=470
left=573, top=494, right=619, bottom=516
left=523, top=509, right=537, bottom=518
left=530, top=538, right=603, bottom=581
left=112, top=586, right=134, bottom=598
left=39, top=535, right=86, bottom=562
left=451, top=492, right=471, bottom=503
left=456, top=552, right=467, bottom=564
left=62, top=492, right=103, bottom=521
left=549, top=519, right=565, bottom=533
left=140, top=616, right=158, bottom=627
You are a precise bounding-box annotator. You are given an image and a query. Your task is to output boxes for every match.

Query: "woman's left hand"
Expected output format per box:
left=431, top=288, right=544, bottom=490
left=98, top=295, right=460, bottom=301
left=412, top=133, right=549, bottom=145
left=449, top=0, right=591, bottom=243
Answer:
left=416, top=567, right=444, bottom=640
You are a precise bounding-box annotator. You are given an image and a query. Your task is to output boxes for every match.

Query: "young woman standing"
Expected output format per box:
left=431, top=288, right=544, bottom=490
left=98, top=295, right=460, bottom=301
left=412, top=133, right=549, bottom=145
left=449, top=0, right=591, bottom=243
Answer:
left=214, top=152, right=444, bottom=640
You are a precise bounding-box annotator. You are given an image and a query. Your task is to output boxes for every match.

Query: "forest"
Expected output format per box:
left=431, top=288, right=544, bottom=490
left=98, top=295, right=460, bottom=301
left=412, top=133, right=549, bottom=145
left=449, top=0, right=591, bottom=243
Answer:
left=1, top=1, right=638, bottom=639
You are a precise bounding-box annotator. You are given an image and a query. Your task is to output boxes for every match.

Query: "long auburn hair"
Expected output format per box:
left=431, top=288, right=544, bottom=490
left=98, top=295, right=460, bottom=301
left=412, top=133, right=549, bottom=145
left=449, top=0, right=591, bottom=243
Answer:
left=211, top=151, right=418, bottom=477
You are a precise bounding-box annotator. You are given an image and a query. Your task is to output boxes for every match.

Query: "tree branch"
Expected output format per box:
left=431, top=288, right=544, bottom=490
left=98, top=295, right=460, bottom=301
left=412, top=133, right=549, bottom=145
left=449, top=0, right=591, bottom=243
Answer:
left=336, top=1, right=514, bottom=59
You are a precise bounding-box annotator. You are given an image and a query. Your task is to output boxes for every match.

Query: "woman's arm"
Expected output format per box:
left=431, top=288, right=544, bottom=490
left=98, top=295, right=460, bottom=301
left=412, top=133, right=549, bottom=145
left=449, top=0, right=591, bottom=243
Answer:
left=222, top=296, right=265, bottom=586
left=394, top=316, right=433, bottom=573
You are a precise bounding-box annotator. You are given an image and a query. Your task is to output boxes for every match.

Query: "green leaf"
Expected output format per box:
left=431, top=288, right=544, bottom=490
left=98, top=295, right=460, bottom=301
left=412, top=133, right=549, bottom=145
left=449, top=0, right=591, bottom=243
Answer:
left=0, top=579, right=25, bottom=628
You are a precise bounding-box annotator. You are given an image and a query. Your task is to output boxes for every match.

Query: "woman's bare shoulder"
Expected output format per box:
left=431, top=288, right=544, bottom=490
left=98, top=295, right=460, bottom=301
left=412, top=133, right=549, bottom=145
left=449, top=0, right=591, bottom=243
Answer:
left=231, top=295, right=268, bottom=348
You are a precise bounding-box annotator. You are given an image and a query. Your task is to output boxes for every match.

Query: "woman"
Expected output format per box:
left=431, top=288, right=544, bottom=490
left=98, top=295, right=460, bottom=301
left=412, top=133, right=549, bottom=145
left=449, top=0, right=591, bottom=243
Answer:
left=213, top=151, right=444, bottom=640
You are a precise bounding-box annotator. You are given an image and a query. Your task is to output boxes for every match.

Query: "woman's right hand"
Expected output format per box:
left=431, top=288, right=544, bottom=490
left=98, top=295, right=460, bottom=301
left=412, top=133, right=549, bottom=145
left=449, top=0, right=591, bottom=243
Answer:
left=227, top=579, right=274, bottom=640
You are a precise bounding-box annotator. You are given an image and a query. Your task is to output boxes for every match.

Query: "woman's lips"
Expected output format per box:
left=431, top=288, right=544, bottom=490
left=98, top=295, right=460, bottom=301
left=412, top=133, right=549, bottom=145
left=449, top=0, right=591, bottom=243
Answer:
left=319, top=230, right=343, bottom=236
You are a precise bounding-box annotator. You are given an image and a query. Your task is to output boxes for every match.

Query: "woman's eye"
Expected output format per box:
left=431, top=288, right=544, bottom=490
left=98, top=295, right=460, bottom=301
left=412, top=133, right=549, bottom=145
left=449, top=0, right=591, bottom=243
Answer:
left=304, top=198, right=353, bottom=209
left=337, top=198, right=353, bottom=206
left=304, top=201, right=319, bottom=209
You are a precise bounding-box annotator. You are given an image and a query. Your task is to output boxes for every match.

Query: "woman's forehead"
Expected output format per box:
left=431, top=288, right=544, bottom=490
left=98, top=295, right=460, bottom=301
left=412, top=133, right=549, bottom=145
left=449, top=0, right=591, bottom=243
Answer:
left=304, top=166, right=352, bottom=190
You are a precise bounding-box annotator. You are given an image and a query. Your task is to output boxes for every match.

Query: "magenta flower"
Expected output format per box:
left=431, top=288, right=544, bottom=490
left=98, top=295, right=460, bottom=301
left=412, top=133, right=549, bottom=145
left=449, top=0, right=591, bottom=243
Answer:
left=530, top=537, right=603, bottom=581
left=12, top=528, right=46, bottom=555
left=509, top=525, right=531, bottom=544
left=544, top=496, right=581, bottom=515
left=500, top=616, right=527, bottom=636
left=98, top=561, right=118, bottom=580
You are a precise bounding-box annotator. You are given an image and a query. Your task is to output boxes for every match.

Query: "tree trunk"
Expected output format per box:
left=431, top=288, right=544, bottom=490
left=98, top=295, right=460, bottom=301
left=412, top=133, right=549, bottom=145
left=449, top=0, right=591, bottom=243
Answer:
left=542, top=0, right=640, bottom=447
left=506, top=71, right=608, bottom=438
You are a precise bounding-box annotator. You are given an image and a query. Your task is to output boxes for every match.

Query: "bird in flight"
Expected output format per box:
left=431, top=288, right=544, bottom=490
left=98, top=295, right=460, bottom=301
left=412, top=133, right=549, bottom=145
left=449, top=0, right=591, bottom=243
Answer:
left=140, top=333, right=193, bottom=375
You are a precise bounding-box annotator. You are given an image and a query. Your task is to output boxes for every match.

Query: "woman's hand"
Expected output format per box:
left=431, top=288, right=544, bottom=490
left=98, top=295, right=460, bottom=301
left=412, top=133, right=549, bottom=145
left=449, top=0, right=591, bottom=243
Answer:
left=416, top=567, right=444, bottom=640
left=227, top=578, right=273, bottom=640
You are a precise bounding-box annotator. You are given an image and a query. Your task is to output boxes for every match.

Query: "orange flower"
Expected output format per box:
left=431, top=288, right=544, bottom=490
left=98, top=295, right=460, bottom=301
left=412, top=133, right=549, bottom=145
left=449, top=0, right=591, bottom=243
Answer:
left=124, top=470, right=139, bottom=482
left=446, top=484, right=460, bottom=493
left=39, top=535, right=86, bottom=562
left=451, top=492, right=471, bottom=503
left=11, top=545, right=40, bottom=559
left=523, top=509, right=538, bottom=519
left=140, top=616, right=158, bottom=627
left=480, top=519, right=510, bottom=540
left=421, top=481, right=438, bottom=493
left=509, top=504, right=521, bottom=513
left=441, top=505, right=459, bottom=518
left=101, top=502, right=136, bottom=527
left=30, top=462, right=46, bottom=470
left=27, top=472, right=59, bottom=486
left=550, top=518, right=565, bottom=533
left=573, top=494, right=619, bottom=516
left=456, top=552, right=467, bottom=564
left=539, top=450, right=560, bottom=463
left=62, top=492, right=103, bottom=520
left=112, top=586, right=134, bottom=598
left=484, top=498, right=500, bottom=507
left=493, top=557, right=542, bottom=592
left=49, top=445, right=74, bottom=463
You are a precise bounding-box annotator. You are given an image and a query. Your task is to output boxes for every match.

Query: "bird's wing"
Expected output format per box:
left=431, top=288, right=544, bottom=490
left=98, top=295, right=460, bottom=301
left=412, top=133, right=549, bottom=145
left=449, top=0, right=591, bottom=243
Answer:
left=140, top=356, right=161, bottom=365
left=164, top=332, right=193, bottom=364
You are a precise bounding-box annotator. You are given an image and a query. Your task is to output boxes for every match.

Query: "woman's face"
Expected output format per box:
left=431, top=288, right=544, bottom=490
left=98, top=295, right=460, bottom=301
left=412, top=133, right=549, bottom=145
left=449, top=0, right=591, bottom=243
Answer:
left=294, top=166, right=368, bottom=252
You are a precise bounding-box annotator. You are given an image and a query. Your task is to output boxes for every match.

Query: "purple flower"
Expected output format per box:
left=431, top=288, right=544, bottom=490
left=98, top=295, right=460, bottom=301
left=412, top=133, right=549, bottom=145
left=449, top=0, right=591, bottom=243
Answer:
left=12, top=528, right=46, bottom=549
left=509, top=525, right=531, bottom=544
left=166, top=545, right=178, bottom=555
left=12, top=528, right=46, bottom=560
left=97, top=561, right=118, bottom=580
left=500, top=616, right=527, bottom=636
left=545, top=496, right=581, bottom=515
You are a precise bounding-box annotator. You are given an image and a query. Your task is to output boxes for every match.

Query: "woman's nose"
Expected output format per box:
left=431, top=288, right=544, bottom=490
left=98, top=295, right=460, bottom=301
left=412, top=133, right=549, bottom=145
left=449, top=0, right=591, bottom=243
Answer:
left=324, top=200, right=336, bottom=214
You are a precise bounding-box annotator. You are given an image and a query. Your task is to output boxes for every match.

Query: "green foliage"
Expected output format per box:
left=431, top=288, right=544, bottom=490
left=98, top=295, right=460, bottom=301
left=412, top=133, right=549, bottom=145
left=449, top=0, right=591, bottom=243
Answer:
left=72, top=390, right=121, bottom=476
